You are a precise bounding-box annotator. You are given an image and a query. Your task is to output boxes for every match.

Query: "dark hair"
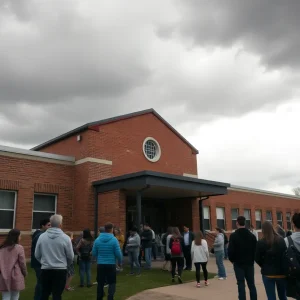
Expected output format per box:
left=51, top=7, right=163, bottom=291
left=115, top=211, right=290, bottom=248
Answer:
left=172, top=227, right=182, bottom=238
left=167, top=226, right=173, bottom=235
left=104, top=223, right=114, bottom=232
left=262, top=221, right=279, bottom=246
left=292, top=213, right=300, bottom=229
left=286, top=230, right=293, bottom=237
left=215, top=227, right=222, bottom=233
left=82, top=229, right=94, bottom=241
left=144, top=223, right=150, bottom=227
left=0, top=229, right=21, bottom=249
left=194, top=231, right=204, bottom=246
left=237, top=216, right=246, bottom=227
left=40, top=218, right=50, bottom=228
left=130, top=226, right=138, bottom=232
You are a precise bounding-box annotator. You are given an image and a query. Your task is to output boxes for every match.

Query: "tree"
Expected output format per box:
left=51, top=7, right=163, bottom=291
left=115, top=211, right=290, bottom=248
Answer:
left=293, top=187, right=300, bottom=196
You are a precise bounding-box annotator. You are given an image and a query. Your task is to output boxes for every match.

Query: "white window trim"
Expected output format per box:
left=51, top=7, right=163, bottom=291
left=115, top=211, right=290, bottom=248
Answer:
left=203, top=206, right=211, bottom=230
left=32, top=193, right=57, bottom=231
left=216, top=207, right=226, bottom=229
left=231, top=208, right=239, bottom=229
left=244, top=209, right=251, bottom=221
left=266, top=210, right=273, bottom=222
left=142, top=137, right=161, bottom=163
left=0, top=190, right=17, bottom=232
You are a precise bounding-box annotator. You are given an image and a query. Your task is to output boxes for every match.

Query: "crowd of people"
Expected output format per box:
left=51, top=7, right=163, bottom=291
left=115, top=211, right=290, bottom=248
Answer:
left=0, top=212, right=300, bottom=300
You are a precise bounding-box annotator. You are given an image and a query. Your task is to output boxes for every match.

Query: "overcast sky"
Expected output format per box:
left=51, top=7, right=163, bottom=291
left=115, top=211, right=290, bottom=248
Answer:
left=0, top=0, right=299, bottom=194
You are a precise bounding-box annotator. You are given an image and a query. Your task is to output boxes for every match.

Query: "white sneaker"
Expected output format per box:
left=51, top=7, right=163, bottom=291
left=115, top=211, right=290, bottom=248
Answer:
left=218, top=277, right=226, bottom=280
left=214, top=275, right=219, bottom=278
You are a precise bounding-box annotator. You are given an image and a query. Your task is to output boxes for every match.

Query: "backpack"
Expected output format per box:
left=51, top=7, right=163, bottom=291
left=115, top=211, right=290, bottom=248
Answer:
left=80, top=241, right=92, bottom=261
left=171, top=237, right=182, bottom=256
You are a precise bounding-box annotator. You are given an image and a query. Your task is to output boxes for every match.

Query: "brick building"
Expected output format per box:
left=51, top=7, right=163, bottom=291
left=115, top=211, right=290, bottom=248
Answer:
left=0, top=109, right=299, bottom=256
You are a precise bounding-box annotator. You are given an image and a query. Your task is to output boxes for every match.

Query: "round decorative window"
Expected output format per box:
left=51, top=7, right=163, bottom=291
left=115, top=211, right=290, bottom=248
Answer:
left=143, top=137, right=161, bottom=162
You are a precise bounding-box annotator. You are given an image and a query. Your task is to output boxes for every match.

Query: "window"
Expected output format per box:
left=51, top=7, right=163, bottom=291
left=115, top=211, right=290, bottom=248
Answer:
left=0, top=190, right=16, bottom=230
left=32, top=194, right=56, bottom=229
left=255, top=210, right=262, bottom=230
left=216, top=207, right=225, bottom=230
left=203, top=206, right=211, bottom=231
left=277, top=212, right=283, bottom=228
left=244, top=209, right=251, bottom=228
left=266, top=211, right=273, bottom=223
left=143, top=137, right=161, bottom=162
left=231, top=208, right=239, bottom=230
left=286, top=212, right=292, bottom=230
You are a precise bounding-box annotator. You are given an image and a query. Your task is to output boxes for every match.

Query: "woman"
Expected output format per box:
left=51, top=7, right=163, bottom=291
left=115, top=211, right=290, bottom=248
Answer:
left=213, top=227, right=227, bottom=280
left=255, top=221, right=287, bottom=300
left=126, top=226, right=141, bottom=276
left=65, top=232, right=75, bottom=291
left=114, top=227, right=125, bottom=271
left=169, top=227, right=184, bottom=284
left=161, top=227, right=173, bottom=271
left=76, top=229, right=94, bottom=287
left=0, top=229, right=27, bottom=300
left=191, top=231, right=210, bottom=288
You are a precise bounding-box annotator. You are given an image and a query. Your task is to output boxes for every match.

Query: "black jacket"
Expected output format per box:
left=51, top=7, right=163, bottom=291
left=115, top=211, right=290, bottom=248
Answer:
left=182, top=231, right=194, bottom=247
left=141, top=229, right=152, bottom=248
left=228, top=228, right=257, bottom=266
left=255, top=237, right=287, bottom=276
left=31, top=230, right=43, bottom=268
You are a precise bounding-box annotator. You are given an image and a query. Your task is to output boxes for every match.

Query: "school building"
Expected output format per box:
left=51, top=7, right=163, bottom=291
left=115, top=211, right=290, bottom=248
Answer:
left=0, top=108, right=299, bottom=256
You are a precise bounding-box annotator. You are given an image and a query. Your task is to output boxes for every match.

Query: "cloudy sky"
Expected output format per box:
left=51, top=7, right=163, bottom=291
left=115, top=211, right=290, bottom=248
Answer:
left=0, top=0, right=299, bottom=194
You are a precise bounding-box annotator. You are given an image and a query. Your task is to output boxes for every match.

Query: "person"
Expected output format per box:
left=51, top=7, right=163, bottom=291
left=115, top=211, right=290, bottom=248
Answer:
left=250, top=224, right=259, bottom=241
left=169, top=227, right=184, bottom=284
left=114, top=227, right=124, bottom=271
left=35, top=214, right=74, bottom=300
left=228, top=216, right=257, bottom=300
left=141, top=224, right=153, bottom=270
left=126, top=226, right=141, bottom=276
left=92, top=222, right=122, bottom=300
left=150, top=226, right=157, bottom=260
left=182, top=225, right=194, bottom=271
left=161, top=227, right=173, bottom=271
left=286, top=230, right=292, bottom=237
left=284, top=213, right=300, bottom=299
left=277, top=224, right=286, bottom=239
left=31, top=218, right=51, bottom=300
left=213, top=227, right=227, bottom=280
left=255, top=221, right=287, bottom=300
left=76, top=229, right=94, bottom=287
left=0, top=229, right=27, bottom=300
left=221, top=229, right=229, bottom=259
left=65, top=232, right=75, bottom=291
left=191, top=231, right=209, bottom=288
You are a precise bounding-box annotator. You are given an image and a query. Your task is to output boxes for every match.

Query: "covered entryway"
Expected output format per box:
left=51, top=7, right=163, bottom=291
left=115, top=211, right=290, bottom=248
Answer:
left=92, top=171, right=230, bottom=235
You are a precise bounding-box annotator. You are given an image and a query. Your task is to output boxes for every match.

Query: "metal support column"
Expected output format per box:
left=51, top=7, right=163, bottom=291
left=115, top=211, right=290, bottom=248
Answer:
left=199, top=199, right=204, bottom=233
left=94, top=188, right=99, bottom=239
left=136, top=190, right=142, bottom=231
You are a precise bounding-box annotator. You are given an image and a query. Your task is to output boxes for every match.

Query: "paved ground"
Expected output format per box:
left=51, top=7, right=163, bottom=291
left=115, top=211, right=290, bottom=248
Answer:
left=128, top=258, right=293, bottom=299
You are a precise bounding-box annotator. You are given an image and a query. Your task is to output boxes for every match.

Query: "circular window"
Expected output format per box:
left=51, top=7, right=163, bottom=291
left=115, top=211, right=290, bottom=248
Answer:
left=143, top=137, right=161, bottom=162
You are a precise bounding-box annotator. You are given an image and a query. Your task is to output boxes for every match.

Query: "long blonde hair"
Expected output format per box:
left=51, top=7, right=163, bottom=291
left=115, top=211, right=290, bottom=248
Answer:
left=194, top=231, right=204, bottom=246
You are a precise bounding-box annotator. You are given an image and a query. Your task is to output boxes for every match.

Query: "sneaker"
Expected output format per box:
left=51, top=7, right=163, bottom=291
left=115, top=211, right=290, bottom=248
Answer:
left=205, top=281, right=209, bottom=286
left=196, top=282, right=201, bottom=288
left=218, top=277, right=226, bottom=280
left=104, top=284, right=109, bottom=288
left=93, top=282, right=98, bottom=285
left=178, top=276, right=183, bottom=284
left=65, top=287, right=74, bottom=291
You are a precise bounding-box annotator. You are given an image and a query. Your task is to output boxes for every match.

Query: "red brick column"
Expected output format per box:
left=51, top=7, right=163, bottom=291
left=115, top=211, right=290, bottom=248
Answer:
left=191, top=198, right=200, bottom=232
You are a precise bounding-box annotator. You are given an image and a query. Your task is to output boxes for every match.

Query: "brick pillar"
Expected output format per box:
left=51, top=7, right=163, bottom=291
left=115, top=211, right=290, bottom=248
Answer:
left=210, top=202, right=217, bottom=231
left=191, top=198, right=200, bottom=232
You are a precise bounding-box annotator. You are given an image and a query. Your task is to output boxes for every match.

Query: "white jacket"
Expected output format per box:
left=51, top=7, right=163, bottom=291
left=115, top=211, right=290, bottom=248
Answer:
left=191, top=239, right=209, bottom=263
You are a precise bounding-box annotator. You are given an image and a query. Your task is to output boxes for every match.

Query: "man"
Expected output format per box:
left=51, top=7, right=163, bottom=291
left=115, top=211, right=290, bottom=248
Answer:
left=35, top=214, right=74, bottom=300
left=182, top=225, right=194, bottom=270
left=228, top=216, right=257, bottom=300
left=93, top=222, right=122, bottom=300
left=141, top=224, right=153, bottom=269
left=284, top=213, right=300, bottom=299
left=31, top=218, right=51, bottom=300
left=150, top=226, right=157, bottom=260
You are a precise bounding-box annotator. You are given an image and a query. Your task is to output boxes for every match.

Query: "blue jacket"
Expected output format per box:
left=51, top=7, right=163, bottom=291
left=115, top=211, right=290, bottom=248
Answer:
left=31, top=230, right=43, bottom=269
left=92, top=233, right=122, bottom=265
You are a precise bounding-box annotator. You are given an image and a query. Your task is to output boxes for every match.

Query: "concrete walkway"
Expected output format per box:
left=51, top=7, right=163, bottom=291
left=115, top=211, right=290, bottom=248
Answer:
left=128, top=259, right=292, bottom=299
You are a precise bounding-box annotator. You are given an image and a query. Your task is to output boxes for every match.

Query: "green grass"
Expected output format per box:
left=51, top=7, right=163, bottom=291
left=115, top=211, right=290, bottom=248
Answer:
left=22, top=264, right=215, bottom=299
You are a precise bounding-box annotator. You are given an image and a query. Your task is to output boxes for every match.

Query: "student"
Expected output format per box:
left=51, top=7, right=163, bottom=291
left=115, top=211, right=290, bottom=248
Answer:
left=213, top=227, right=227, bottom=280
left=255, top=221, right=287, bottom=300
left=228, top=216, right=257, bottom=300
left=169, top=227, right=185, bottom=284
left=182, top=225, right=194, bottom=271
left=114, top=227, right=124, bottom=271
left=126, top=226, right=141, bottom=276
left=0, top=229, right=27, bottom=300
left=141, top=224, right=153, bottom=270
left=76, top=229, right=94, bottom=287
left=191, top=231, right=209, bottom=288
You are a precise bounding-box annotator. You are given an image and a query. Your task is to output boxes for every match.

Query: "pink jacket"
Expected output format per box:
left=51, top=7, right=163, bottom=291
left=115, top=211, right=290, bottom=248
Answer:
left=0, top=244, right=27, bottom=292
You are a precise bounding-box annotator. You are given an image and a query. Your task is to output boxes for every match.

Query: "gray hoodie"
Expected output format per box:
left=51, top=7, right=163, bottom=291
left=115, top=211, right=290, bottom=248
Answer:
left=35, top=227, right=74, bottom=270
left=213, top=233, right=224, bottom=252
left=285, top=232, right=300, bottom=251
left=126, top=233, right=141, bottom=252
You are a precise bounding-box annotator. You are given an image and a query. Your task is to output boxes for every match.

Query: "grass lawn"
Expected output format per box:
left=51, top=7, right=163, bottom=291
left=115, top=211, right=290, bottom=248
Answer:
left=21, top=264, right=215, bottom=299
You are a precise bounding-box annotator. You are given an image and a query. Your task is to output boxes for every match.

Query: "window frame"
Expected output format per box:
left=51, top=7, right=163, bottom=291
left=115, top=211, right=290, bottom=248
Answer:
left=266, top=210, right=273, bottom=223
left=142, top=137, right=161, bottom=163
left=0, top=190, right=17, bottom=231
left=203, top=206, right=211, bottom=231
left=32, top=193, right=57, bottom=230
left=277, top=211, right=283, bottom=228
left=286, top=212, right=292, bottom=231
left=244, top=209, right=251, bottom=229
left=255, top=210, right=262, bottom=230
left=216, top=207, right=226, bottom=230
left=231, top=208, right=239, bottom=230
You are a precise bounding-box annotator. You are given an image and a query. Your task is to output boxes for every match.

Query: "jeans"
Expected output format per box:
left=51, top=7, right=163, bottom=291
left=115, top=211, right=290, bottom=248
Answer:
left=171, top=257, right=184, bottom=278
left=144, top=247, right=152, bottom=269
left=262, top=276, right=287, bottom=300
left=128, top=250, right=140, bottom=274
left=79, top=260, right=92, bottom=286
left=2, top=291, right=20, bottom=300
left=215, top=250, right=226, bottom=278
left=224, top=244, right=228, bottom=259
left=183, top=245, right=192, bottom=270
left=97, top=264, right=116, bottom=300
left=194, top=262, right=208, bottom=282
left=234, top=264, right=257, bottom=300
left=34, top=267, right=42, bottom=300
left=41, top=269, right=67, bottom=300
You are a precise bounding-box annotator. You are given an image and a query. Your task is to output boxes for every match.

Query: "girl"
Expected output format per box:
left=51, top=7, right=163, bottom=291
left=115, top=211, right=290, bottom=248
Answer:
left=191, top=231, right=209, bottom=288
left=213, top=227, right=227, bottom=280
left=126, top=226, right=141, bottom=276
left=169, top=227, right=184, bottom=284
left=255, top=221, right=287, bottom=300
left=114, top=227, right=125, bottom=271
left=0, top=229, right=27, bottom=300
left=65, top=232, right=75, bottom=291
left=76, top=229, right=94, bottom=287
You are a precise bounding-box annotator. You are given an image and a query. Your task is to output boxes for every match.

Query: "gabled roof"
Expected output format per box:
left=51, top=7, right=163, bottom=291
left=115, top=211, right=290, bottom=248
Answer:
left=31, top=108, right=199, bottom=154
